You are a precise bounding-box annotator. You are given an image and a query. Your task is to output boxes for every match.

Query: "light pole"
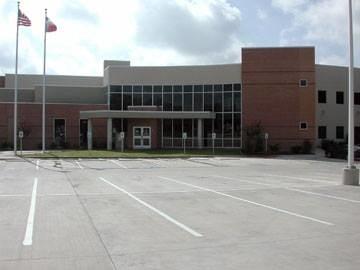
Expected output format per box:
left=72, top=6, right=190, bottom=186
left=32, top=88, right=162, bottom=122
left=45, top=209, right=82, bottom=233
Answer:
left=343, top=0, right=359, bottom=185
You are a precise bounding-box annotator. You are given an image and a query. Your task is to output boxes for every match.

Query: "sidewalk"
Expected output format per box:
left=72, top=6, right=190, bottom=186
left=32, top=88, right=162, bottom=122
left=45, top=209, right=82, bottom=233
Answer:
left=0, top=151, right=21, bottom=160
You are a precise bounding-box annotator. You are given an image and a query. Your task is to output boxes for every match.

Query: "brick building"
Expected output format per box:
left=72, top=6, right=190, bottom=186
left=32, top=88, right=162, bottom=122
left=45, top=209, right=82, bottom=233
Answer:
left=0, top=47, right=359, bottom=151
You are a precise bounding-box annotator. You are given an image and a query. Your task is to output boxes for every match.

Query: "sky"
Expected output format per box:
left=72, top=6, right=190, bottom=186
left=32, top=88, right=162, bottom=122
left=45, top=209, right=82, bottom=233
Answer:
left=0, top=0, right=359, bottom=76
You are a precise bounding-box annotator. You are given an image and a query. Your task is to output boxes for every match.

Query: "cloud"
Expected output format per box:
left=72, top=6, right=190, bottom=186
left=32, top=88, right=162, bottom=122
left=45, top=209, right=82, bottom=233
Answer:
left=59, top=2, right=98, bottom=25
left=272, top=0, right=360, bottom=66
left=256, top=9, right=268, bottom=21
left=135, top=0, right=243, bottom=58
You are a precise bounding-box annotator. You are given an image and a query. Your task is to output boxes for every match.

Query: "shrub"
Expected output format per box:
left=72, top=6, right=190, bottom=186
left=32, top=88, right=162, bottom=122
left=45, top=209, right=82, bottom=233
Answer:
left=243, top=122, right=265, bottom=154
left=302, top=140, right=313, bottom=154
left=269, top=144, right=280, bottom=154
left=291, top=145, right=302, bottom=154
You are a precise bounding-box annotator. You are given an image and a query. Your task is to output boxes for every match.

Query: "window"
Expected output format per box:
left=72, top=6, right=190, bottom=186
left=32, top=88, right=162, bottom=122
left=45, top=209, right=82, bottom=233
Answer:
left=318, top=90, right=327, bottom=103
left=79, top=119, right=88, bottom=149
left=299, top=79, right=308, bottom=87
left=54, top=119, right=66, bottom=146
left=355, top=93, right=360, bottom=105
left=336, top=126, right=344, bottom=139
left=336, top=91, right=344, bottom=104
left=318, top=126, right=327, bottom=139
left=299, top=122, right=308, bottom=130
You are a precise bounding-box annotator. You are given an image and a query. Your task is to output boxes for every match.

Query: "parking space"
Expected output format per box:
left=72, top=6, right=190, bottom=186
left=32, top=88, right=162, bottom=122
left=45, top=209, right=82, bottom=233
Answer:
left=0, top=156, right=359, bottom=269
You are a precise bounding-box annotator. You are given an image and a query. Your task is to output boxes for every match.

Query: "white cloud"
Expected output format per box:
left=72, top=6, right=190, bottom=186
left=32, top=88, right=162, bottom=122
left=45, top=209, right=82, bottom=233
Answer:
left=0, top=0, right=244, bottom=76
left=256, top=9, right=268, bottom=21
left=272, top=0, right=360, bottom=66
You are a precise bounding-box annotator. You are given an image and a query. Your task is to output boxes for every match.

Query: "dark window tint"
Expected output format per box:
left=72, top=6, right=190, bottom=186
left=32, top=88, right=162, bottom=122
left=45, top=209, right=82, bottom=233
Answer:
left=123, top=85, right=132, bottom=93
left=143, top=94, right=152, bottom=106
left=183, top=119, right=192, bottom=137
left=204, top=93, right=213, bottom=111
left=194, top=85, right=203, bottom=93
left=184, top=93, right=192, bottom=111
left=163, top=120, right=172, bottom=137
left=133, top=85, right=142, bottom=93
left=143, top=85, right=152, bottom=93
left=224, top=84, right=232, bottom=92
left=204, top=85, right=213, bottom=92
left=184, top=85, right=193, bottom=93
left=300, top=79, right=308, bottom=87
left=336, top=126, right=344, bottom=139
left=318, top=90, right=326, bottom=103
left=133, top=94, right=142, bottom=106
left=79, top=119, right=88, bottom=149
left=214, top=93, right=222, bottom=112
left=355, top=93, right=360, bottom=105
left=110, top=94, right=122, bottom=110
left=234, top=92, right=241, bottom=112
left=214, top=84, right=222, bottom=92
left=234, top=84, right=241, bottom=91
left=194, top=93, right=203, bottom=111
left=123, top=93, right=132, bottom=110
left=110, top=85, right=122, bottom=93
left=300, top=122, right=308, bottom=130
left=336, top=91, right=344, bottom=104
left=173, top=119, right=182, bottom=137
left=234, top=113, right=241, bottom=138
left=173, top=93, right=182, bottom=111
left=163, top=94, right=172, bottom=111
left=318, top=126, right=327, bottom=139
left=154, top=85, right=162, bottom=93
left=164, top=85, right=172, bottom=93
left=174, top=85, right=182, bottom=93
left=154, top=93, right=162, bottom=107
left=224, top=92, right=232, bottom=112
left=224, top=113, right=232, bottom=138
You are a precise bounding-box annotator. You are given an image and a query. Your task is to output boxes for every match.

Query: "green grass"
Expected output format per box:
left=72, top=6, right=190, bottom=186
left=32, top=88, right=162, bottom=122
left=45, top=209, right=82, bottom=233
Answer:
left=22, top=149, right=243, bottom=159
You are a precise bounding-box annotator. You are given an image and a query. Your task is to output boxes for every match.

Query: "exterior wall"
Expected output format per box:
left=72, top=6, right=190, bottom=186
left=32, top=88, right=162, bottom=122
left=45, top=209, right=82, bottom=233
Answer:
left=0, top=76, right=4, bottom=87
left=5, top=74, right=103, bottom=88
left=105, top=64, right=241, bottom=85
left=0, top=89, right=34, bottom=102
left=0, top=103, right=107, bottom=149
left=316, top=65, right=360, bottom=144
left=242, top=47, right=316, bottom=151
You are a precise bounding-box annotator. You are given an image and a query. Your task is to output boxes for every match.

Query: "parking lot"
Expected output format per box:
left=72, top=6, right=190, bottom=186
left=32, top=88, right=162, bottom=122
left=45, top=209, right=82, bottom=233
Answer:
left=0, top=156, right=359, bottom=269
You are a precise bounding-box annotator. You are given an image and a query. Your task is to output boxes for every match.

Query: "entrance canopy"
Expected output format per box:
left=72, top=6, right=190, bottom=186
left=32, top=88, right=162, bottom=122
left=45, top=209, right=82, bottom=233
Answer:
left=80, top=110, right=216, bottom=119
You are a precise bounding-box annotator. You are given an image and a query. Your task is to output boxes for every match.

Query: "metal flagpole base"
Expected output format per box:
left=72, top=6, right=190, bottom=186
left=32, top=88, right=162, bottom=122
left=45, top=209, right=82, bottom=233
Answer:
left=342, top=166, right=359, bottom=185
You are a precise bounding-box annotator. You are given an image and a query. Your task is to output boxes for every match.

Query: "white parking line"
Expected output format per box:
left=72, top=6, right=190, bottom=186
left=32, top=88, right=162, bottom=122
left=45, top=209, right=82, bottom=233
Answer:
left=110, top=159, right=127, bottom=169
left=262, top=174, right=337, bottom=185
left=23, top=177, right=38, bottom=246
left=36, top=160, right=39, bottom=170
left=75, top=161, right=83, bottom=169
left=98, top=177, right=202, bottom=237
left=159, top=176, right=334, bottom=226
left=215, top=175, right=360, bottom=204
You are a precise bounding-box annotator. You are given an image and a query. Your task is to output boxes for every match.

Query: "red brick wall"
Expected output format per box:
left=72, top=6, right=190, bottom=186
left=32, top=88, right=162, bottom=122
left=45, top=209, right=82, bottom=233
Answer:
left=0, top=103, right=107, bottom=150
left=242, top=47, right=316, bottom=151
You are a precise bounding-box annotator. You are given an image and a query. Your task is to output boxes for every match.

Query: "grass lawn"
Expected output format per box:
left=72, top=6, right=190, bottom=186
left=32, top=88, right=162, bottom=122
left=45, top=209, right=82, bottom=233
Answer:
left=22, top=149, right=243, bottom=159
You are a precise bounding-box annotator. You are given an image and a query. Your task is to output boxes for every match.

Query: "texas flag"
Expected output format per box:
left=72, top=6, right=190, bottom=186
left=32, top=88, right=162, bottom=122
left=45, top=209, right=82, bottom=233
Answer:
left=46, top=17, right=57, bottom=32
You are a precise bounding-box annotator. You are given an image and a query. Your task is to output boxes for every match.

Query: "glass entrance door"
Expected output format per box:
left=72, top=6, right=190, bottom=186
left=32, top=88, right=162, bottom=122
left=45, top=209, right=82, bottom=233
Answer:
left=133, top=127, right=151, bottom=149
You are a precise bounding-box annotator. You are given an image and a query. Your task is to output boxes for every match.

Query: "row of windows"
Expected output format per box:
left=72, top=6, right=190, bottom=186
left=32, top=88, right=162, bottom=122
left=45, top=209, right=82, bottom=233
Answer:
left=162, top=115, right=241, bottom=148
left=318, top=90, right=360, bottom=105
left=110, top=85, right=241, bottom=112
left=318, top=126, right=345, bottom=139
left=110, top=84, right=241, bottom=94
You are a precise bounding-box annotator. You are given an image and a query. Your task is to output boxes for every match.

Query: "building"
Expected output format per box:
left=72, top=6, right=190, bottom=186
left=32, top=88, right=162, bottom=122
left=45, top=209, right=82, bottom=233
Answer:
left=0, top=47, right=359, bottom=151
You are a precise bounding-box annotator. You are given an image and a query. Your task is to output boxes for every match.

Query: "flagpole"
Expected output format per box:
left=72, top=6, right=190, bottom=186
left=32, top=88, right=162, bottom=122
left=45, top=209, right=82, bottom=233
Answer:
left=42, top=8, right=47, bottom=153
left=343, top=0, right=359, bottom=185
left=14, top=1, right=20, bottom=155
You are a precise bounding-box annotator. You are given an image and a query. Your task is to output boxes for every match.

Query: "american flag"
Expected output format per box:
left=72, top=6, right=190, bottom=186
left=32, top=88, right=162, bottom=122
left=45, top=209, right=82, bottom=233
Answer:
left=18, top=10, right=31, bottom=26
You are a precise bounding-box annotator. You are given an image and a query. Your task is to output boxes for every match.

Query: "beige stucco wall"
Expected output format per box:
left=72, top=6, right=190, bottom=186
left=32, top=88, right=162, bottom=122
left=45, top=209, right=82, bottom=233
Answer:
left=5, top=74, right=103, bottom=88
left=104, top=63, right=242, bottom=85
left=316, top=65, right=360, bottom=143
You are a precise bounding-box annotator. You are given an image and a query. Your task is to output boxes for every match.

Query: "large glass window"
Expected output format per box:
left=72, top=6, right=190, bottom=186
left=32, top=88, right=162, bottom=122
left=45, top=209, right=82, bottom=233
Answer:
left=123, top=85, right=132, bottom=110
left=184, top=93, right=193, bottom=111
left=173, top=93, right=183, bottom=111
left=110, top=94, right=122, bottom=110
left=163, top=120, right=172, bottom=137
left=173, top=119, right=182, bottom=137
left=110, top=85, right=122, bottom=93
left=194, top=93, right=203, bottom=111
left=204, top=92, right=213, bottom=111
left=154, top=85, right=162, bottom=108
left=164, top=93, right=172, bottom=111
left=234, top=92, right=241, bottom=112
left=224, top=92, right=232, bottom=112
left=143, top=86, right=152, bottom=106
left=214, top=93, right=222, bottom=112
